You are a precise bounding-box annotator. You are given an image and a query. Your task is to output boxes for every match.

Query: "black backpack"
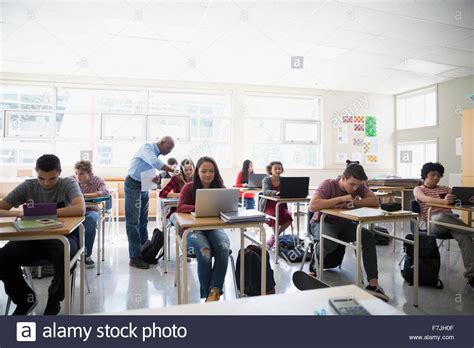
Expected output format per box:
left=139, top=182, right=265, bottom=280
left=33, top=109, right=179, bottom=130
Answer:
left=235, top=245, right=276, bottom=296
left=310, top=241, right=346, bottom=274
left=278, top=235, right=312, bottom=263
left=373, top=226, right=391, bottom=245
left=141, top=228, right=164, bottom=264
left=401, top=234, right=443, bottom=289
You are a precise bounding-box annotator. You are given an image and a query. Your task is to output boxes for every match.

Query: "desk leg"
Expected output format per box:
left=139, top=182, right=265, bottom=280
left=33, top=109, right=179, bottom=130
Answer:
left=183, top=231, right=189, bottom=304
left=401, top=191, right=405, bottom=211
left=355, top=223, right=363, bottom=287
left=427, top=207, right=432, bottom=236
left=101, top=205, right=105, bottom=262
left=176, top=229, right=182, bottom=305
left=413, top=218, right=419, bottom=307
left=62, top=236, right=72, bottom=315
left=392, top=221, right=396, bottom=253
left=97, top=209, right=102, bottom=276
left=319, top=214, right=326, bottom=281
left=275, top=202, right=281, bottom=264
left=162, top=204, right=169, bottom=273
left=261, top=225, right=267, bottom=296
left=240, top=228, right=245, bottom=297
left=296, top=203, right=300, bottom=240
left=80, top=225, right=85, bottom=314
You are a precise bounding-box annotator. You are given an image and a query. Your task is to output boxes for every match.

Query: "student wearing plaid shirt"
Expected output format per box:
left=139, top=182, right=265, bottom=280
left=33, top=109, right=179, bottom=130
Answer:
left=159, top=159, right=195, bottom=224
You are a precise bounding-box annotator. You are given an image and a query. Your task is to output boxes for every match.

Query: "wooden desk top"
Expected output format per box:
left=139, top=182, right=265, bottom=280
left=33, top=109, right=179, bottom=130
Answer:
left=321, top=209, right=418, bottom=223
left=260, top=195, right=311, bottom=203
left=105, top=284, right=403, bottom=316
left=175, top=213, right=264, bottom=230
left=426, top=202, right=474, bottom=212
left=0, top=216, right=85, bottom=239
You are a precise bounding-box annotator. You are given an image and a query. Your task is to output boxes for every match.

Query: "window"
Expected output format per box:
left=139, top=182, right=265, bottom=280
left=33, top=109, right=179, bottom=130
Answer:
left=0, top=140, right=53, bottom=165
left=397, top=140, right=437, bottom=178
left=243, top=93, right=321, bottom=168
left=101, top=114, right=147, bottom=140
left=5, top=110, right=52, bottom=138
left=56, top=113, right=100, bottom=139
left=0, top=85, right=54, bottom=111
left=396, top=87, right=436, bottom=130
left=148, top=116, right=189, bottom=141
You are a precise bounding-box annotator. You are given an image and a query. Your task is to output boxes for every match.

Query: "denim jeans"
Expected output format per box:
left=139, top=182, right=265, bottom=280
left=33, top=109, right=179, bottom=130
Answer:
left=186, top=229, right=230, bottom=298
left=310, top=220, right=378, bottom=281
left=124, top=176, right=149, bottom=258
left=83, top=210, right=98, bottom=257
left=244, top=197, right=255, bottom=210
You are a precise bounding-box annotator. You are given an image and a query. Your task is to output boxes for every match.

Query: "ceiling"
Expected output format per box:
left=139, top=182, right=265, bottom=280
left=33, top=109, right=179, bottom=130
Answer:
left=1, top=0, right=473, bottom=94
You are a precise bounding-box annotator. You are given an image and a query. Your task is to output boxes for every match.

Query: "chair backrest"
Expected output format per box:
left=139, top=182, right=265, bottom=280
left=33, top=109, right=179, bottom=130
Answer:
left=307, top=210, right=314, bottom=236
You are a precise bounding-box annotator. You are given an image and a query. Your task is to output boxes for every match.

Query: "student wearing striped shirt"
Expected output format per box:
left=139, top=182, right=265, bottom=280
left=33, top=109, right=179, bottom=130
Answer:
left=73, top=160, right=110, bottom=269
left=413, top=162, right=474, bottom=289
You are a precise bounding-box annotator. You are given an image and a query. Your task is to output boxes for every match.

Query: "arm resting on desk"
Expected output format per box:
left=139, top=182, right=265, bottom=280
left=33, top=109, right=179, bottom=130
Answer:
left=353, top=190, right=379, bottom=208
left=0, top=200, right=22, bottom=217
left=413, top=186, right=453, bottom=205
left=58, top=196, right=86, bottom=217
left=262, top=177, right=278, bottom=196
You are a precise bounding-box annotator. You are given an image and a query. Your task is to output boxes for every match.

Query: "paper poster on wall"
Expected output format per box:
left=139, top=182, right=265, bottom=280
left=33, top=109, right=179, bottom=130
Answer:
left=351, top=152, right=363, bottom=163
left=337, top=125, right=349, bottom=144
left=336, top=153, right=348, bottom=164
left=365, top=116, right=377, bottom=137
left=353, top=138, right=364, bottom=146
left=354, top=115, right=365, bottom=123
left=456, top=137, right=462, bottom=156
left=343, top=116, right=353, bottom=123
left=363, top=138, right=378, bottom=154
left=354, top=123, right=364, bottom=132
left=366, top=154, right=378, bottom=164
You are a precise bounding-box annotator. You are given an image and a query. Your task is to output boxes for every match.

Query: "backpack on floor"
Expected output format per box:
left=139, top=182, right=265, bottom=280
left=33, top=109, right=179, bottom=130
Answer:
left=278, top=235, right=312, bottom=263
left=141, top=228, right=164, bottom=264
left=401, top=234, right=443, bottom=289
left=310, top=241, right=346, bottom=274
left=372, top=226, right=391, bottom=245
left=235, top=245, right=276, bottom=296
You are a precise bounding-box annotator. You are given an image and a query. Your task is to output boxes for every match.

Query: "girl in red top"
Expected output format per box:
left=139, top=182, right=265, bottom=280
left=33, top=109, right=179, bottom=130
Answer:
left=159, top=159, right=194, bottom=221
left=177, top=156, right=230, bottom=302
left=261, top=161, right=293, bottom=248
left=235, top=159, right=255, bottom=209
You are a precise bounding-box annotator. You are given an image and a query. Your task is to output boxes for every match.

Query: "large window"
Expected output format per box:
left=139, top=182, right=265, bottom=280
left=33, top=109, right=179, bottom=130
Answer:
left=243, top=93, right=321, bottom=168
left=397, top=140, right=437, bottom=178
left=396, top=87, right=437, bottom=130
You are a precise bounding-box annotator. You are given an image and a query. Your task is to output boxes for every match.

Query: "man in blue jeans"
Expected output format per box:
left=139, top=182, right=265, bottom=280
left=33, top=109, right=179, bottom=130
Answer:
left=125, top=136, right=176, bottom=269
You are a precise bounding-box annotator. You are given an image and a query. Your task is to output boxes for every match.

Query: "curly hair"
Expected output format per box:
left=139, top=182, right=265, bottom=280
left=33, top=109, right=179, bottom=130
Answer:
left=421, top=162, right=444, bottom=180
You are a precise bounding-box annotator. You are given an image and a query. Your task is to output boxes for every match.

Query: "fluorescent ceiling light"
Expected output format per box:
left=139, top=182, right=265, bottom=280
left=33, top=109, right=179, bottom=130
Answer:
left=392, top=59, right=457, bottom=75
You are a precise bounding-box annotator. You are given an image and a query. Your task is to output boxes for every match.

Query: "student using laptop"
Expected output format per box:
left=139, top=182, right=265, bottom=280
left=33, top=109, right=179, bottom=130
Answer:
left=309, top=163, right=389, bottom=302
left=413, top=162, right=474, bottom=289
left=159, top=158, right=195, bottom=225
left=177, top=156, right=230, bottom=302
left=73, top=160, right=110, bottom=269
left=235, top=159, right=255, bottom=209
left=261, top=161, right=293, bottom=248
left=0, top=154, right=86, bottom=315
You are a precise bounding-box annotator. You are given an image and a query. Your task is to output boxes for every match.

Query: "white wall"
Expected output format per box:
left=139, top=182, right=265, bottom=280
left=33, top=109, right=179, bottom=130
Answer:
left=0, top=72, right=395, bottom=186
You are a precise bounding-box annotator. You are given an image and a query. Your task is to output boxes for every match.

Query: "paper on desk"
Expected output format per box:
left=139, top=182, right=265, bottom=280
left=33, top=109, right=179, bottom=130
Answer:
left=343, top=207, right=385, bottom=217
left=140, top=169, right=157, bottom=192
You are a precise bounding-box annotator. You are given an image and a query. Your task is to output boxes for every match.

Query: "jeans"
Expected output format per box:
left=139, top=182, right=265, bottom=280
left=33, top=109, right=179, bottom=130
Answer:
left=244, top=197, right=255, bottom=210
left=431, top=213, right=474, bottom=279
left=124, top=176, right=149, bottom=258
left=310, top=220, right=378, bottom=281
left=0, top=231, right=79, bottom=305
left=83, top=210, right=98, bottom=257
left=186, top=229, right=230, bottom=298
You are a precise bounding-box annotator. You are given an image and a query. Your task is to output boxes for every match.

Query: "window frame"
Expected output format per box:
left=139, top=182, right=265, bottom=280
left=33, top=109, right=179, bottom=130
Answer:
left=395, top=86, right=437, bottom=130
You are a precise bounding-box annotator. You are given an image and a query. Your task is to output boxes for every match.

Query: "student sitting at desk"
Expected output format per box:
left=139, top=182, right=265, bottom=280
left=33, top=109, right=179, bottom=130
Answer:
left=0, top=154, right=85, bottom=315
left=261, top=161, right=293, bottom=248
left=235, top=159, right=255, bottom=210
left=308, top=163, right=389, bottom=302
left=159, top=158, right=194, bottom=224
left=177, top=156, right=230, bottom=302
left=157, top=158, right=178, bottom=185
left=73, top=160, right=110, bottom=269
left=413, top=162, right=474, bottom=289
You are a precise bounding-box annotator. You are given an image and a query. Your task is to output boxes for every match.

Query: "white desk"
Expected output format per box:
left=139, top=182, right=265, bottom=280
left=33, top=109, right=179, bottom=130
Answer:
left=427, top=202, right=474, bottom=234
left=105, top=284, right=403, bottom=315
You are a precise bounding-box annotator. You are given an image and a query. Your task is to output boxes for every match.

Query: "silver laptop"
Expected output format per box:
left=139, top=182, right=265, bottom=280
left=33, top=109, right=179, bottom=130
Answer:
left=191, top=188, right=240, bottom=218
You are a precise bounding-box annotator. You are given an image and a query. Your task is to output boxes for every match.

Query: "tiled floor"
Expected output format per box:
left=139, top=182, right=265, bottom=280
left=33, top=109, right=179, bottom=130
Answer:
left=1, top=220, right=473, bottom=315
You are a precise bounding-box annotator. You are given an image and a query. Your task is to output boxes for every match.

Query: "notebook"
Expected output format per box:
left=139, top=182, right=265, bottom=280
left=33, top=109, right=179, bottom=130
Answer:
left=13, top=219, right=64, bottom=232
left=342, top=208, right=386, bottom=218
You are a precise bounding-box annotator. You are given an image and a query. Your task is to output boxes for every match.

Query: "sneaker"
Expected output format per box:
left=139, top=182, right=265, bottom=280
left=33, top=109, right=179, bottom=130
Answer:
left=85, top=257, right=95, bottom=269
left=205, top=288, right=221, bottom=302
left=44, top=298, right=61, bottom=315
left=129, top=257, right=150, bottom=269
left=365, top=285, right=389, bottom=302
left=12, top=292, right=38, bottom=315
left=266, top=234, right=275, bottom=249
left=468, top=277, right=474, bottom=289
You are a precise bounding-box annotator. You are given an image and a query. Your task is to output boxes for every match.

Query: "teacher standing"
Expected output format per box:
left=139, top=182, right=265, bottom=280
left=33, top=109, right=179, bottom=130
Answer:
left=125, top=136, right=175, bottom=269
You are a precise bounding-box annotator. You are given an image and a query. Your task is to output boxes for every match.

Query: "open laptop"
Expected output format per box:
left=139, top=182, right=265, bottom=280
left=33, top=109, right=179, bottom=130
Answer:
left=22, top=203, right=58, bottom=221
left=279, top=177, right=310, bottom=199
left=191, top=188, right=240, bottom=218
left=451, top=187, right=474, bottom=206
left=248, top=173, right=267, bottom=189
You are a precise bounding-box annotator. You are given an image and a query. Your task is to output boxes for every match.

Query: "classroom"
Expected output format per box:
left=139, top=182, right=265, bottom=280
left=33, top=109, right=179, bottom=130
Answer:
left=0, top=0, right=473, bottom=320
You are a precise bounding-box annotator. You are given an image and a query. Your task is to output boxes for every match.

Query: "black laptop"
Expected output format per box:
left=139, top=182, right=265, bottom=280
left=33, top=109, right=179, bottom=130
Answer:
left=279, top=177, right=310, bottom=198
left=248, top=173, right=267, bottom=189
left=451, top=187, right=474, bottom=206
